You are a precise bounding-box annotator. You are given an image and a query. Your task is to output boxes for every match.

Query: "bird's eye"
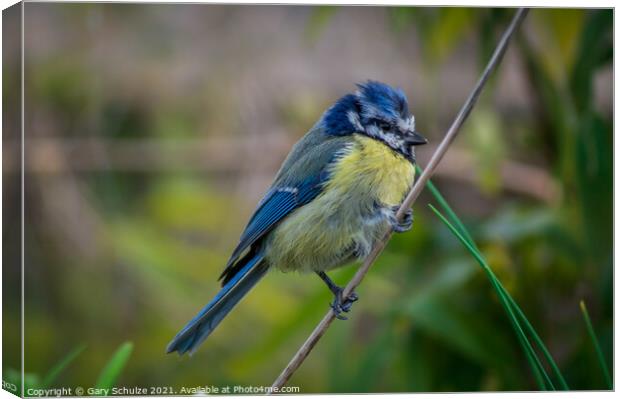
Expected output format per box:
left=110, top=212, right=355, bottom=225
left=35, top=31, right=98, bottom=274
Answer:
left=378, top=122, right=392, bottom=131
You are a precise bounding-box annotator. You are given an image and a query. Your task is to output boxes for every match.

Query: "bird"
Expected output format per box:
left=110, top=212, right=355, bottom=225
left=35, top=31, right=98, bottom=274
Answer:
left=167, top=80, right=427, bottom=355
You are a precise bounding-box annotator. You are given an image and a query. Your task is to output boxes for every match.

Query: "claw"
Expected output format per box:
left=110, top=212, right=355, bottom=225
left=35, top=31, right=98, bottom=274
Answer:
left=317, top=271, right=359, bottom=320
left=330, top=288, right=359, bottom=320
left=391, top=206, right=413, bottom=233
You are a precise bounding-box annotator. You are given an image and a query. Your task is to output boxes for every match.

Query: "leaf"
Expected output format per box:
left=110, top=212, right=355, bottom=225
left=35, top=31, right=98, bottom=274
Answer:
left=3, top=369, right=23, bottom=395
left=423, top=172, right=574, bottom=390
left=416, top=165, right=475, bottom=247
left=464, top=109, right=506, bottom=194
left=95, top=342, right=133, bottom=391
left=478, top=9, right=512, bottom=67
left=407, top=293, right=516, bottom=371
left=543, top=9, right=584, bottom=68
left=427, top=8, right=477, bottom=63
left=41, top=344, right=87, bottom=388
left=3, top=369, right=41, bottom=394
left=403, top=259, right=477, bottom=309
left=530, top=9, right=584, bottom=85
left=574, top=112, right=613, bottom=265
left=570, top=10, right=612, bottom=113
left=351, top=325, right=397, bottom=392
left=518, top=34, right=575, bottom=181
left=480, top=207, right=554, bottom=243
left=579, top=300, right=612, bottom=389
left=428, top=204, right=565, bottom=390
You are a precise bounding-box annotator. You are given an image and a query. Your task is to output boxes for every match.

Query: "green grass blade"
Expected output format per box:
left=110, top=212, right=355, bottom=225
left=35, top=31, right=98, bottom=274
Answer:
left=501, top=286, right=569, bottom=390
left=483, top=272, right=548, bottom=389
left=41, top=344, right=87, bottom=388
left=580, top=300, right=612, bottom=389
left=496, top=286, right=548, bottom=390
left=95, top=342, right=134, bottom=391
left=429, top=204, right=554, bottom=390
left=421, top=171, right=569, bottom=389
left=487, top=265, right=570, bottom=391
left=417, top=165, right=476, bottom=247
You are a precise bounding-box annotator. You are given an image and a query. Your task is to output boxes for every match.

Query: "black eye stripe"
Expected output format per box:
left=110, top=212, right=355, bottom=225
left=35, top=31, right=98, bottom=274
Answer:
left=372, top=119, right=393, bottom=131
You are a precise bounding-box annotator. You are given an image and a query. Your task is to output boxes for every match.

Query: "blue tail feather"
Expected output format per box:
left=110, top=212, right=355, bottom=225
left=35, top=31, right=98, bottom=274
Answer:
left=166, top=252, right=268, bottom=355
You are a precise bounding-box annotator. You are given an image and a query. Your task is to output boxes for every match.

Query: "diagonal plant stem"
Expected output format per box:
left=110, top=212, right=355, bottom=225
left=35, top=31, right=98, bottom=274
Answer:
left=270, top=8, right=530, bottom=390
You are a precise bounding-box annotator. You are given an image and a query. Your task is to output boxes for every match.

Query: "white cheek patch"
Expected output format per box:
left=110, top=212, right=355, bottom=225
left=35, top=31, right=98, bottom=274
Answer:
left=397, top=118, right=408, bottom=132
left=397, top=115, right=415, bottom=132
left=381, top=132, right=404, bottom=150
left=368, top=125, right=403, bottom=150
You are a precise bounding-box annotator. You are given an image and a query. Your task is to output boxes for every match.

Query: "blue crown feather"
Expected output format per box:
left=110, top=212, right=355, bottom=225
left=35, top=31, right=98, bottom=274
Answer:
left=356, top=80, right=409, bottom=122
left=322, top=81, right=410, bottom=136
left=322, top=94, right=359, bottom=136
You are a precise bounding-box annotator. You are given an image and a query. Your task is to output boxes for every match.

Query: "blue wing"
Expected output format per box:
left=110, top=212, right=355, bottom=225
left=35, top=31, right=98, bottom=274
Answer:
left=219, top=133, right=351, bottom=284
left=219, top=173, right=327, bottom=284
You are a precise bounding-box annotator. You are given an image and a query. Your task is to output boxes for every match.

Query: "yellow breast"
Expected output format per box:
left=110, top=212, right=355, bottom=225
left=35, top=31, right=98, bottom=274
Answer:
left=266, top=134, right=415, bottom=273
left=325, top=134, right=415, bottom=206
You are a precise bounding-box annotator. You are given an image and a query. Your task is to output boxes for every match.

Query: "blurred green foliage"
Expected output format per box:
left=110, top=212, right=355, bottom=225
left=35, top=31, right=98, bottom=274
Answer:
left=4, top=342, right=131, bottom=396
left=428, top=196, right=566, bottom=390
left=95, top=343, right=134, bottom=391
left=4, top=5, right=612, bottom=394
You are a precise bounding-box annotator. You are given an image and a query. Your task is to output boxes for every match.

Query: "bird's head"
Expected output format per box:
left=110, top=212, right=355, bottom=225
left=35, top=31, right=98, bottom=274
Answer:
left=322, top=80, right=427, bottom=160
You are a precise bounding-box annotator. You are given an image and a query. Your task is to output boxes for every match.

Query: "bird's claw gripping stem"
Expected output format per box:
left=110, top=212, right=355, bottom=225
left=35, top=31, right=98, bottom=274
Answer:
left=391, top=206, right=413, bottom=233
left=330, top=288, right=359, bottom=320
left=317, top=271, right=359, bottom=320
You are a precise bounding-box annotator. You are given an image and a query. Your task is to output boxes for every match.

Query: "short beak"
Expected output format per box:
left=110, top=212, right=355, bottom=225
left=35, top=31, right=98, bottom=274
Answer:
left=405, top=131, right=428, bottom=146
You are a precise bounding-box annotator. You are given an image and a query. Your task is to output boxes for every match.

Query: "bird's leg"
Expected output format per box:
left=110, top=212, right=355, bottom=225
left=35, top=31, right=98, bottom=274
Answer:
left=390, top=205, right=413, bottom=233
left=316, top=271, right=359, bottom=320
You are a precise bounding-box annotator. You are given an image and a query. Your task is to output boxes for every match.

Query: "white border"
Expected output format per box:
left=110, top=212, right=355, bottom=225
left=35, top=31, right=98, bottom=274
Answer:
left=5, top=0, right=618, bottom=7
left=0, top=2, right=616, bottom=399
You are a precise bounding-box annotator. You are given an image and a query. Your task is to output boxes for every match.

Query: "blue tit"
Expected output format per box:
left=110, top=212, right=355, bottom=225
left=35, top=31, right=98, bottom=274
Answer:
left=167, top=80, right=427, bottom=355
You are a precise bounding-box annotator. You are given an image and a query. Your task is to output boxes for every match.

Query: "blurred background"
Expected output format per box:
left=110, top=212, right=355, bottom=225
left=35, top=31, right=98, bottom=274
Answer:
left=3, top=4, right=613, bottom=393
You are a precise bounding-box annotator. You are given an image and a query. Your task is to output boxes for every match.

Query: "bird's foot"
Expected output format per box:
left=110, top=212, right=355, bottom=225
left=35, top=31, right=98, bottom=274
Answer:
left=330, top=288, right=359, bottom=320
left=316, top=271, right=359, bottom=320
left=390, top=206, right=413, bottom=233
